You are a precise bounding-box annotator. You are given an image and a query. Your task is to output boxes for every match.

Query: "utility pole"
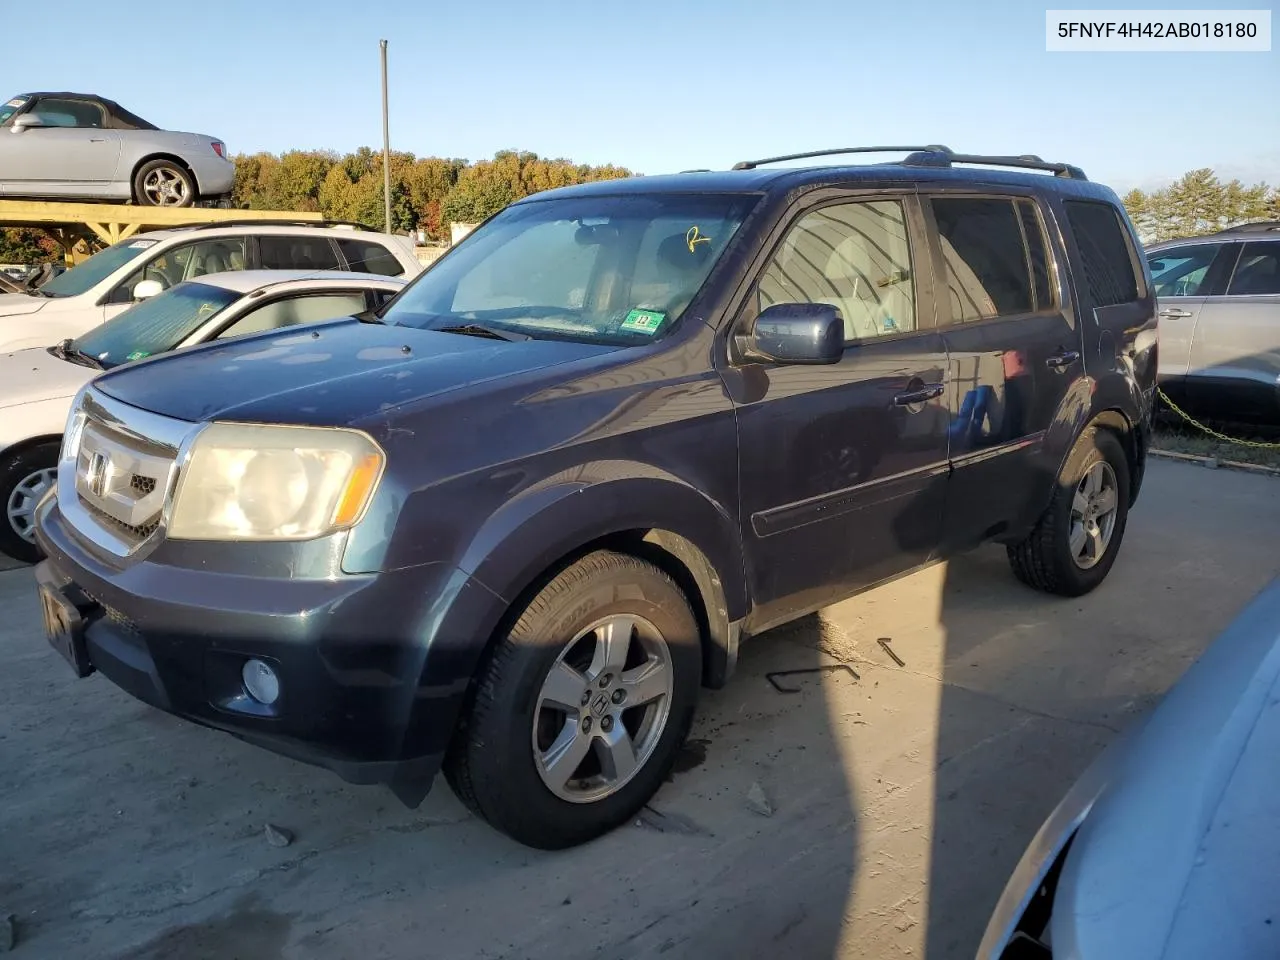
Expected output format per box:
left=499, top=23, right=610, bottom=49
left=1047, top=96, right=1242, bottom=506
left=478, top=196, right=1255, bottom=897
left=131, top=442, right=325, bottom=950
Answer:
left=380, top=39, right=392, bottom=235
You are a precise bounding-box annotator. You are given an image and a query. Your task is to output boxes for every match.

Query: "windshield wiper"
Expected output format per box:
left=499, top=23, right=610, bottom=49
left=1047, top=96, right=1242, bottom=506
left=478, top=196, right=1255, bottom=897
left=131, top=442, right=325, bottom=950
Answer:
left=49, top=339, right=104, bottom=370
left=435, top=323, right=531, bottom=342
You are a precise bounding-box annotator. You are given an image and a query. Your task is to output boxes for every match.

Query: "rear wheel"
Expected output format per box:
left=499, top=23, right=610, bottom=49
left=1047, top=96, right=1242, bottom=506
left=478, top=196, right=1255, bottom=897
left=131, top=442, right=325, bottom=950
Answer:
left=1, top=442, right=59, bottom=564
left=133, top=160, right=196, bottom=208
left=1007, top=427, right=1130, bottom=597
left=444, top=550, right=702, bottom=849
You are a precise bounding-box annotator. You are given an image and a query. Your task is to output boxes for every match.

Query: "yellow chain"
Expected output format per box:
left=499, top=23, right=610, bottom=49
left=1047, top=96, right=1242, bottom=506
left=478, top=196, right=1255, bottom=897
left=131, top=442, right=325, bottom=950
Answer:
left=1156, top=387, right=1280, bottom=450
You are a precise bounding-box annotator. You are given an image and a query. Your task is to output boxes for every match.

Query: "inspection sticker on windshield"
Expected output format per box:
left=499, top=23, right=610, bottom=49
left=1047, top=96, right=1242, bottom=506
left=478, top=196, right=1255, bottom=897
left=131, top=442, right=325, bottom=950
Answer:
left=126, top=350, right=150, bottom=361
left=5, top=99, right=26, bottom=108
left=620, top=309, right=665, bottom=335
left=127, top=239, right=158, bottom=249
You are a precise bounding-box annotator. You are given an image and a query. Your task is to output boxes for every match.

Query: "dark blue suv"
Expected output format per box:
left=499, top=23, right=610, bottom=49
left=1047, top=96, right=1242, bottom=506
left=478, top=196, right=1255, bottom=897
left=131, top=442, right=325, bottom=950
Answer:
left=33, top=146, right=1157, bottom=849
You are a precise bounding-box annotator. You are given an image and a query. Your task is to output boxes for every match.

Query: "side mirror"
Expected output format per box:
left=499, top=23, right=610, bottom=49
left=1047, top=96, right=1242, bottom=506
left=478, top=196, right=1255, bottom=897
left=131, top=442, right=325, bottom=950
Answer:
left=10, top=114, right=45, bottom=133
left=132, top=279, right=164, bottom=301
left=741, top=302, right=844, bottom=365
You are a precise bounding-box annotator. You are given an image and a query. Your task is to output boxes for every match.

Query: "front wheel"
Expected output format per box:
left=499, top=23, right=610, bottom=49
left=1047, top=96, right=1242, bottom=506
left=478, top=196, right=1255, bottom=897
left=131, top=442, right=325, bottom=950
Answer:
left=444, top=550, right=702, bottom=849
left=1007, top=427, right=1131, bottom=597
left=1, top=441, right=59, bottom=564
left=133, top=160, right=196, bottom=208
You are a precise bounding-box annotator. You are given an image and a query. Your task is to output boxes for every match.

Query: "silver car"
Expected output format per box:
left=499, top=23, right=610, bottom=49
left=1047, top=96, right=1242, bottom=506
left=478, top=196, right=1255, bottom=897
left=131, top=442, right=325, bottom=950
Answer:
left=1149, top=222, right=1280, bottom=425
left=979, top=577, right=1280, bottom=959
left=0, top=92, right=234, bottom=207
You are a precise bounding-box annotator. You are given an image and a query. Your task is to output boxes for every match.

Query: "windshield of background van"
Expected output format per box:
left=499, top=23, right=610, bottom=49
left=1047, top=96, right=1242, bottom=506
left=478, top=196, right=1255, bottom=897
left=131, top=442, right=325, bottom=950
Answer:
left=37, top=239, right=155, bottom=298
left=73, top=281, right=240, bottom=367
left=384, top=193, right=758, bottom=345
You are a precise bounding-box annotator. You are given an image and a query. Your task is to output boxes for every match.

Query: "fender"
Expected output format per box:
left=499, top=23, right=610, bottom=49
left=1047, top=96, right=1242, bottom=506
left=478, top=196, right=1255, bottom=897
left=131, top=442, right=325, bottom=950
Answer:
left=457, top=460, right=748, bottom=617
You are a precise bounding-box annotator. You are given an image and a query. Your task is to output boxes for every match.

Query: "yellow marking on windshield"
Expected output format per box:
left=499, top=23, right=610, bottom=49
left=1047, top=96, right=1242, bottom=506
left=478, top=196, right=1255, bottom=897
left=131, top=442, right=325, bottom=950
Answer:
left=686, top=225, right=712, bottom=253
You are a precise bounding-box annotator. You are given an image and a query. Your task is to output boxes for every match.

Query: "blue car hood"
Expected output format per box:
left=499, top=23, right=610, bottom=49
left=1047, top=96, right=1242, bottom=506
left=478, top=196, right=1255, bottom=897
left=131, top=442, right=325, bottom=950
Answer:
left=92, top=319, right=615, bottom=425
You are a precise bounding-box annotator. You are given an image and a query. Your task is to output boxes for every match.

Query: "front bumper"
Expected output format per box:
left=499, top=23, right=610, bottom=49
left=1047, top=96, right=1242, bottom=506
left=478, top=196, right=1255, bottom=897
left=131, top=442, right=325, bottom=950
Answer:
left=34, top=496, right=498, bottom=803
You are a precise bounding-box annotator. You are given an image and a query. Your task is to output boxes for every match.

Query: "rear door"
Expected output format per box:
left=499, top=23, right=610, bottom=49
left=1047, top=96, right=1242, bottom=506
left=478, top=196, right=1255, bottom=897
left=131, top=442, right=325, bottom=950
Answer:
left=725, top=191, right=951, bottom=630
left=1146, top=240, right=1235, bottom=406
left=922, top=192, right=1083, bottom=552
left=1188, top=240, right=1280, bottom=419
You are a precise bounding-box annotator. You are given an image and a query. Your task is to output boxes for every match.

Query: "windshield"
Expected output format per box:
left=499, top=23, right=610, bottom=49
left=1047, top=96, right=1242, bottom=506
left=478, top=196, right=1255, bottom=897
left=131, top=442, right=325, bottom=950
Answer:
left=39, top=238, right=159, bottom=298
left=0, top=96, right=29, bottom=125
left=72, top=281, right=240, bottom=368
left=384, top=193, right=757, bottom=344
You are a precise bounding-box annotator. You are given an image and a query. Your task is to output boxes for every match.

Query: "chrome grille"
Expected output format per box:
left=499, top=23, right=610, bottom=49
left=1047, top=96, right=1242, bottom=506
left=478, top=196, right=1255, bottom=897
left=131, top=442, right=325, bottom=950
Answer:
left=56, top=387, right=193, bottom=561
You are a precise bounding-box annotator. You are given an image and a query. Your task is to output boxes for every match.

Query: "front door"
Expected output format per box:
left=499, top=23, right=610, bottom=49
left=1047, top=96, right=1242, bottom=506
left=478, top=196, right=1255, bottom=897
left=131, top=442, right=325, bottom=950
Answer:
left=724, top=194, right=951, bottom=632
left=1146, top=239, right=1234, bottom=408
left=922, top=193, right=1084, bottom=552
left=1, top=97, right=122, bottom=192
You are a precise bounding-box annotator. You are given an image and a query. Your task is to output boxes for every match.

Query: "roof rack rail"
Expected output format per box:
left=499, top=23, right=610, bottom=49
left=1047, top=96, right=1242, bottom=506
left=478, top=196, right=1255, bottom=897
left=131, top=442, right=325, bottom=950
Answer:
left=902, top=151, right=1087, bottom=180
left=174, top=218, right=378, bottom=232
left=731, top=146, right=954, bottom=170
left=1213, top=220, right=1280, bottom=235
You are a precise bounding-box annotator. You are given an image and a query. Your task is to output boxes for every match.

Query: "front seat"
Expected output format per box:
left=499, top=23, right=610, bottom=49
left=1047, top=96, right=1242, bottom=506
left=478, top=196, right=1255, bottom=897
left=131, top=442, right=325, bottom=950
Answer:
left=191, top=246, right=231, bottom=278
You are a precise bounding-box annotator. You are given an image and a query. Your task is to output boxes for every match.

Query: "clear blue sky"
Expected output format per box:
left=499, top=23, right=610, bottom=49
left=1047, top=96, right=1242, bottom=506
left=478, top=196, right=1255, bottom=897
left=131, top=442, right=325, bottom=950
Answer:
left=7, top=0, right=1277, bottom=192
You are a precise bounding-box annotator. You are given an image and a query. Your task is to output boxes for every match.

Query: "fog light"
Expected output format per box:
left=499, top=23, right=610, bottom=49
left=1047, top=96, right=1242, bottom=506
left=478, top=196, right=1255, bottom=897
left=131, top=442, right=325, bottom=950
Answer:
left=242, top=659, right=280, bottom=705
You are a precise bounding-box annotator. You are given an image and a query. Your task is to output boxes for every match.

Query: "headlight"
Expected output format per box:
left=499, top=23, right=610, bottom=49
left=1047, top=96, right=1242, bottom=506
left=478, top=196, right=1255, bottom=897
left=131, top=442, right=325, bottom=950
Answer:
left=168, top=423, right=385, bottom=541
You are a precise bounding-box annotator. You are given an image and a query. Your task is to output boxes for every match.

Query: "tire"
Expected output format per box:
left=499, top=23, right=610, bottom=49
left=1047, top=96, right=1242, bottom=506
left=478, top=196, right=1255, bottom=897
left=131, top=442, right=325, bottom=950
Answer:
left=1007, top=427, right=1130, bottom=597
left=444, top=550, right=702, bottom=849
left=0, top=441, right=59, bottom=564
left=133, top=159, right=196, bottom=208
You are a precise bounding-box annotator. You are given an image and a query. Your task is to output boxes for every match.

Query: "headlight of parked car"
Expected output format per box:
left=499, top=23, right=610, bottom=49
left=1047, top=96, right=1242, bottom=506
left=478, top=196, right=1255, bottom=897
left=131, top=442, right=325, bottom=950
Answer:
left=168, top=423, right=385, bottom=541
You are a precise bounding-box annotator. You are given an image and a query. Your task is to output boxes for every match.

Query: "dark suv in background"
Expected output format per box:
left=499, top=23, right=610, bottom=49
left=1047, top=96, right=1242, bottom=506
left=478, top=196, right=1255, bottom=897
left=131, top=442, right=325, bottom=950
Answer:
left=34, top=145, right=1157, bottom=848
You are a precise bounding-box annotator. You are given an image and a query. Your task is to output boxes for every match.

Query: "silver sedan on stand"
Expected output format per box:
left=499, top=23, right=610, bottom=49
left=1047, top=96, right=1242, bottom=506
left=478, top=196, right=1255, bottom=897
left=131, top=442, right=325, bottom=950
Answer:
left=0, top=92, right=235, bottom=207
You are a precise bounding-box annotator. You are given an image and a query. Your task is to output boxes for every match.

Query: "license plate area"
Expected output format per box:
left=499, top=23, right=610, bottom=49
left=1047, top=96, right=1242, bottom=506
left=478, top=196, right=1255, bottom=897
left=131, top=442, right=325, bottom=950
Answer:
left=39, top=581, right=94, bottom=679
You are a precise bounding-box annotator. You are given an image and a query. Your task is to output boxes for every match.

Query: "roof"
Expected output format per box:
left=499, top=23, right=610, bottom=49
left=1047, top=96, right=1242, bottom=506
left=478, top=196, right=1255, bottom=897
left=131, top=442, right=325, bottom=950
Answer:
left=18, top=92, right=157, bottom=130
left=138, top=222, right=388, bottom=241
left=175, top=270, right=407, bottom=295
left=518, top=161, right=1120, bottom=204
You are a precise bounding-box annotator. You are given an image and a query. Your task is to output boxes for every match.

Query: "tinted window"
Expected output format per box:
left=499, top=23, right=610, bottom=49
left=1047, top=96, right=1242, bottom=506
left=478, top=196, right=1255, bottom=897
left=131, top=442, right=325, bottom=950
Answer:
left=31, top=97, right=105, bottom=128
left=0, top=96, right=30, bottom=125
left=932, top=198, right=1034, bottom=322
left=1226, top=242, right=1280, bottom=296
left=1064, top=200, right=1141, bottom=307
left=111, top=237, right=248, bottom=303
left=216, top=293, right=368, bottom=338
left=1019, top=200, right=1053, bottom=308
left=1148, top=244, right=1222, bottom=298
left=758, top=200, right=916, bottom=341
left=338, top=239, right=405, bottom=276
left=258, top=236, right=342, bottom=271
left=386, top=193, right=755, bottom=345
left=72, top=282, right=241, bottom=367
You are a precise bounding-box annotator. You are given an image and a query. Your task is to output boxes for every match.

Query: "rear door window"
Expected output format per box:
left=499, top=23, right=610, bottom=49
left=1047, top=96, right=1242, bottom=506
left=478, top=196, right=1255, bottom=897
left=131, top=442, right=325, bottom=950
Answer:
left=337, top=239, right=406, bottom=276
left=1226, top=242, right=1280, bottom=296
left=1063, top=200, right=1143, bottom=306
left=257, top=236, right=343, bottom=271
left=930, top=197, right=1037, bottom=322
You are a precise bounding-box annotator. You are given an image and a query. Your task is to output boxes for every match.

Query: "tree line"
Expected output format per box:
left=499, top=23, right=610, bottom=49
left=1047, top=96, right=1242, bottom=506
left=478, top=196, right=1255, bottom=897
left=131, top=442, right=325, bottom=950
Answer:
left=0, top=160, right=1274, bottom=265
left=230, top=147, right=632, bottom=240
left=1122, top=168, right=1278, bottom=243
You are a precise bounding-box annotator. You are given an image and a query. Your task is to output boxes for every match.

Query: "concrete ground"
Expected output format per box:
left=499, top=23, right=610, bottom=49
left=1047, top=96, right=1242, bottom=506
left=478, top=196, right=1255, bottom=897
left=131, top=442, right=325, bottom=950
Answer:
left=1, top=458, right=1277, bottom=960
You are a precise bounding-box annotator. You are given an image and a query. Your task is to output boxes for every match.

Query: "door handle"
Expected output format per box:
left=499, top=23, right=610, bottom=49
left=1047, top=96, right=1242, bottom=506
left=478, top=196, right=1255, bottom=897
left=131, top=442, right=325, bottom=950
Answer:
left=893, top=382, right=945, bottom=406
left=89, top=137, right=107, bottom=142
left=1045, top=350, right=1080, bottom=369
left=1158, top=307, right=1193, bottom=319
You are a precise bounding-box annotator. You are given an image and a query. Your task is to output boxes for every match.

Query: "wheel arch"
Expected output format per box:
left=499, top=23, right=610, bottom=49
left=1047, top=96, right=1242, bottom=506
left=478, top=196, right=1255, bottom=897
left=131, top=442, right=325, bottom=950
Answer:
left=130, top=153, right=199, bottom=200
left=452, top=471, right=749, bottom=692
left=1085, top=408, right=1144, bottom=506
left=1, top=432, right=62, bottom=464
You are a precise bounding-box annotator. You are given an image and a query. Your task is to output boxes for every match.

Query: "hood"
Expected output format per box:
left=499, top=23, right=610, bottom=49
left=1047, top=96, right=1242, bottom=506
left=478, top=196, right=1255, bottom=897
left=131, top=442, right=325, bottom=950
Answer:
left=1050, top=578, right=1280, bottom=959
left=92, top=319, right=617, bottom=425
left=0, top=346, right=95, bottom=408
left=0, top=293, right=47, bottom=319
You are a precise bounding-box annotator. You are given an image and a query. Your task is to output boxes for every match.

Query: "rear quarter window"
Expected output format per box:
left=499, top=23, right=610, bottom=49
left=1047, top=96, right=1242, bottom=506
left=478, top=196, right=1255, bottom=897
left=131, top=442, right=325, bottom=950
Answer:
left=1064, top=200, right=1142, bottom=307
